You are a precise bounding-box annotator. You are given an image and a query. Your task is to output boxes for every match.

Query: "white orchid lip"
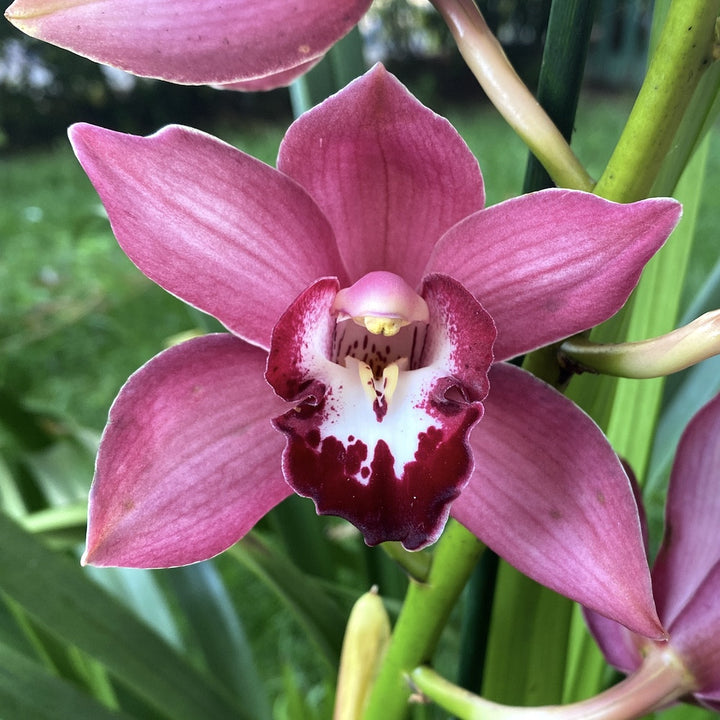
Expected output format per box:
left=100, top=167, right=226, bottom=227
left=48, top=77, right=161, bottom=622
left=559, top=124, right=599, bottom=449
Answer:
left=266, top=273, right=496, bottom=550
left=332, top=270, right=430, bottom=337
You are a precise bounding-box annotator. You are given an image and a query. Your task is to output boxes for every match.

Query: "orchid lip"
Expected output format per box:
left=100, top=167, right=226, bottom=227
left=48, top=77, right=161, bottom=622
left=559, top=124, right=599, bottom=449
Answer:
left=266, top=274, right=495, bottom=550
left=330, top=273, right=431, bottom=411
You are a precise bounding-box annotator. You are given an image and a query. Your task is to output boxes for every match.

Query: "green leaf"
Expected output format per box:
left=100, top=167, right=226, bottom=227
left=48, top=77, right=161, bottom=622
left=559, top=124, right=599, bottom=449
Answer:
left=2, top=594, right=119, bottom=708
left=481, top=562, right=573, bottom=705
left=275, top=663, right=333, bottom=720
left=22, top=430, right=98, bottom=505
left=523, top=0, right=598, bottom=191
left=19, top=501, right=87, bottom=552
left=561, top=606, right=607, bottom=703
left=227, top=533, right=348, bottom=667
left=0, top=640, right=133, bottom=720
left=164, top=562, right=272, bottom=720
left=268, top=495, right=337, bottom=581
left=0, top=451, right=27, bottom=519
left=658, top=704, right=717, bottom=720
left=456, top=550, right=498, bottom=692
left=0, top=388, right=57, bottom=452
left=83, top=565, right=183, bottom=651
left=0, top=511, right=246, bottom=720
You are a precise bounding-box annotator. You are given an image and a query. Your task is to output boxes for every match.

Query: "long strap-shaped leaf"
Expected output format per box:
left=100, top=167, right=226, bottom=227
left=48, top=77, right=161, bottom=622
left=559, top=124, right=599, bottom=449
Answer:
left=0, top=512, right=246, bottom=720
left=0, top=640, right=133, bottom=720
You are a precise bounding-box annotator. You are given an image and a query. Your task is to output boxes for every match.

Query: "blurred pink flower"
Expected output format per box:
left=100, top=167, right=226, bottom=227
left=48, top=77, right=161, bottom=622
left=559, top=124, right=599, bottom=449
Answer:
left=4, top=0, right=372, bottom=89
left=71, top=65, right=681, bottom=638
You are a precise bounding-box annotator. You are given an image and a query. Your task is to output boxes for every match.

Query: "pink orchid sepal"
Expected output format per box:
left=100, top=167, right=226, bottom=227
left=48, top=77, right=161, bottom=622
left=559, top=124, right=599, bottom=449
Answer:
left=584, top=391, right=720, bottom=712
left=412, top=393, right=720, bottom=719
left=4, top=0, right=372, bottom=89
left=72, top=64, right=683, bottom=640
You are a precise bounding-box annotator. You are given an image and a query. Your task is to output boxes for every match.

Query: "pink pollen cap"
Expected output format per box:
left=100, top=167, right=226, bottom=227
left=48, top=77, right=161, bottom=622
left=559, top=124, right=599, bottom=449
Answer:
left=332, top=271, right=430, bottom=324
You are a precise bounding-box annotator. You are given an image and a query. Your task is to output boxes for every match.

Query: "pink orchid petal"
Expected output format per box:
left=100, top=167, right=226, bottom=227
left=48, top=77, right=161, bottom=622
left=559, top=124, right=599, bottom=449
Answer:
left=427, top=191, right=681, bottom=361
left=277, top=64, right=485, bottom=287
left=582, top=462, right=650, bottom=673
left=667, top=558, right=720, bottom=699
left=451, top=362, right=663, bottom=638
left=69, top=123, right=346, bottom=350
left=652, top=392, right=720, bottom=628
left=697, top=697, right=720, bottom=713
left=83, top=334, right=290, bottom=568
left=6, top=0, right=371, bottom=87
left=266, top=274, right=494, bottom=550
left=216, top=57, right=322, bottom=91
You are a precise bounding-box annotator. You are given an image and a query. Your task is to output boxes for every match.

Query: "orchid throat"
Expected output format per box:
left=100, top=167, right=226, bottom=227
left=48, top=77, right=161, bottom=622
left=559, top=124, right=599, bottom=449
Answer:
left=332, top=272, right=430, bottom=420
left=265, top=270, right=496, bottom=550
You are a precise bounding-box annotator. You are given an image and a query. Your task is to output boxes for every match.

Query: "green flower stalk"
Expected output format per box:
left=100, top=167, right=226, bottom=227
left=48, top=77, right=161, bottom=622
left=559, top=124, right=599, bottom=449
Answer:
left=362, top=522, right=486, bottom=720
left=595, top=0, right=720, bottom=202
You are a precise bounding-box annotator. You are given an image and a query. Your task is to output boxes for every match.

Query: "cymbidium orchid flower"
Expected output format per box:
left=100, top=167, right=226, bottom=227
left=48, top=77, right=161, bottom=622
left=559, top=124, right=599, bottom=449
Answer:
left=4, top=0, right=372, bottom=90
left=583, top=391, right=720, bottom=714
left=71, top=65, right=681, bottom=637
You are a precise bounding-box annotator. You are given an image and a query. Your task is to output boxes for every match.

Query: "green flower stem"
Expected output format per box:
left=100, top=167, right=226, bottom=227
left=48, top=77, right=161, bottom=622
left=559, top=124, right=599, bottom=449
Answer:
left=594, top=0, right=720, bottom=202
left=381, top=542, right=432, bottom=583
left=410, top=645, right=693, bottom=720
left=430, top=0, right=594, bottom=191
left=362, top=521, right=485, bottom=720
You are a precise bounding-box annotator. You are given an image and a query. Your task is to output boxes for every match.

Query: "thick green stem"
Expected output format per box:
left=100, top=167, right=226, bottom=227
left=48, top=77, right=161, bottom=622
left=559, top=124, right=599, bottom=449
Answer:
left=594, top=0, right=719, bottom=202
left=362, top=521, right=484, bottom=720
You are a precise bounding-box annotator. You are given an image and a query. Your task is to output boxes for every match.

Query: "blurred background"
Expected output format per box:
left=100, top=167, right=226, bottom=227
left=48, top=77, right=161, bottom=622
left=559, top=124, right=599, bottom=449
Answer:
left=1, top=0, right=654, bottom=151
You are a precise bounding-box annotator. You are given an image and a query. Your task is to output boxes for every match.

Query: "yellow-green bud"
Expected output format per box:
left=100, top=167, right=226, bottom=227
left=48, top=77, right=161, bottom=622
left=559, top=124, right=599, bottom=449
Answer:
left=333, top=586, right=391, bottom=720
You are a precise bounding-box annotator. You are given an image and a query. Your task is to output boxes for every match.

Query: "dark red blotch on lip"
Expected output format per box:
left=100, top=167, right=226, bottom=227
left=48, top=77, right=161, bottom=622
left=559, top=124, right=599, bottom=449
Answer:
left=275, top=397, right=480, bottom=550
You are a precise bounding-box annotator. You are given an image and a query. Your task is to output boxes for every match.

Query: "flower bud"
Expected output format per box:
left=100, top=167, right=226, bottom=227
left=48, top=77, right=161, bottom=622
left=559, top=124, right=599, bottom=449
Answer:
left=333, top=586, right=391, bottom=720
